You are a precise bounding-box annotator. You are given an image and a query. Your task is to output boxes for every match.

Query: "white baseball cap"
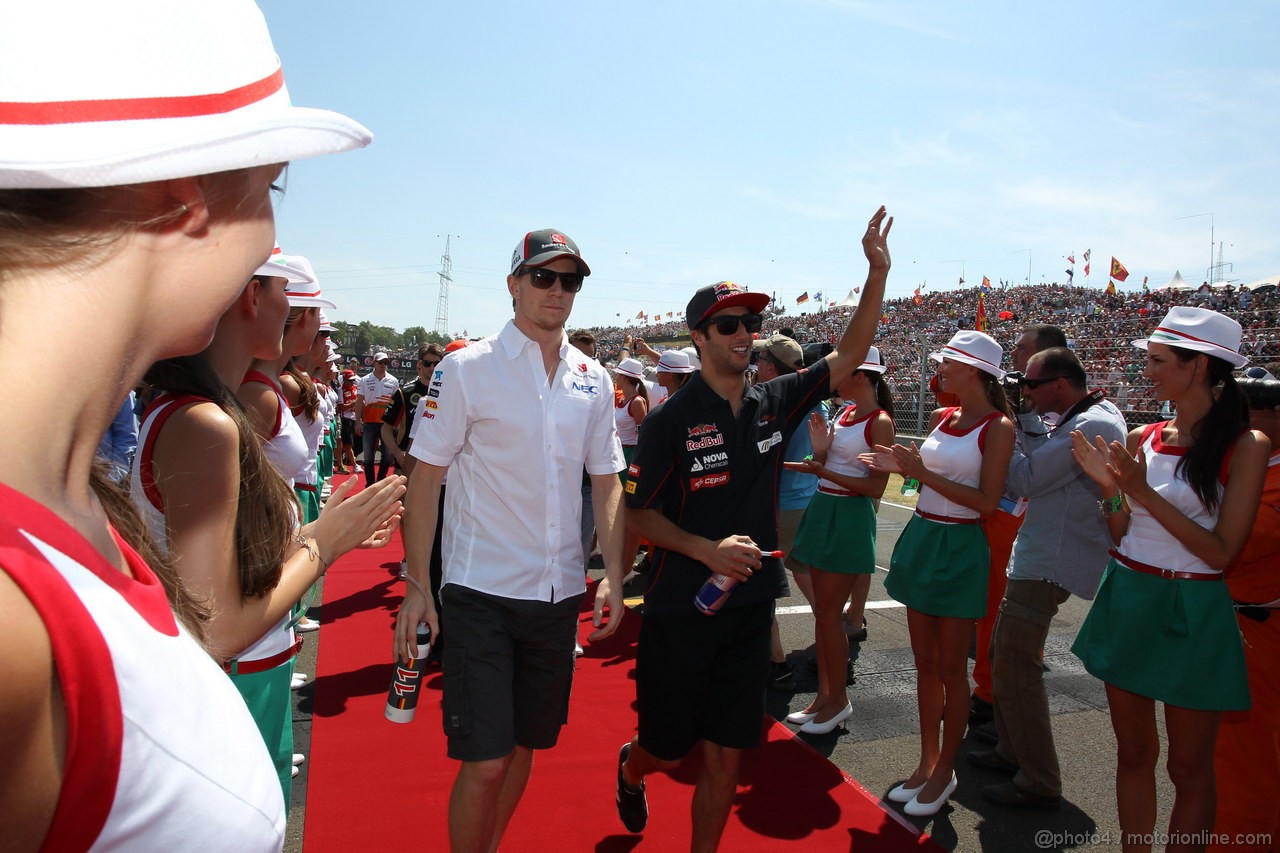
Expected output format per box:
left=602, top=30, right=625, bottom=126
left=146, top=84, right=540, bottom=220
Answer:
left=0, top=0, right=372, bottom=189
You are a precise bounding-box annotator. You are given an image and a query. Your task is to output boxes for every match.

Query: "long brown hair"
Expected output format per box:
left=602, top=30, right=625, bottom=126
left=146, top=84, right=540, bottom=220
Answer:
left=90, top=462, right=209, bottom=641
left=285, top=357, right=320, bottom=421
left=145, top=354, right=299, bottom=599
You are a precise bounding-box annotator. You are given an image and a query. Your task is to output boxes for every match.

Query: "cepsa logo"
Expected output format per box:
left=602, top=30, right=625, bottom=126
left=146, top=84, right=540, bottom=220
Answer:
left=691, top=472, right=730, bottom=491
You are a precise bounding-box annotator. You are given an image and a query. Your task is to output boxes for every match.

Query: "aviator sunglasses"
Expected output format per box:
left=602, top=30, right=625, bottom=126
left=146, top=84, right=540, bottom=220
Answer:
left=701, top=313, right=764, bottom=336
left=1018, top=375, right=1065, bottom=389
left=523, top=267, right=585, bottom=293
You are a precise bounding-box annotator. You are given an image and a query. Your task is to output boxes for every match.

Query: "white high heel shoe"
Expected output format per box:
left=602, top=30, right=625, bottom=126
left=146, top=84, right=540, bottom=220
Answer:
left=886, top=781, right=925, bottom=804
left=904, top=772, right=958, bottom=817
left=799, top=702, right=853, bottom=735
left=785, top=709, right=818, bottom=725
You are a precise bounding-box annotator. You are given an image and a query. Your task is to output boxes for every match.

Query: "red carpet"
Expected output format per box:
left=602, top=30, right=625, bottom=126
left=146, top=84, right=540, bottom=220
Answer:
left=303, top=521, right=940, bottom=852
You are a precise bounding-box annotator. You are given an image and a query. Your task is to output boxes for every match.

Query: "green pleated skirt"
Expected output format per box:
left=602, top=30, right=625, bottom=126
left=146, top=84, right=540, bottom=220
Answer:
left=885, top=514, right=989, bottom=618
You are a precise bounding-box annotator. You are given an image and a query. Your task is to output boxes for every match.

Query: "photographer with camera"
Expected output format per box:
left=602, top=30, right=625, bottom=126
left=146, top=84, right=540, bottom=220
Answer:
left=969, top=346, right=1127, bottom=809
left=970, top=325, right=1069, bottom=727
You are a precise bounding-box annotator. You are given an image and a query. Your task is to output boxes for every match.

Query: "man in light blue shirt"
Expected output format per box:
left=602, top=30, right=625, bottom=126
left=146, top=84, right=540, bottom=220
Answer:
left=972, top=347, right=1127, bottom=810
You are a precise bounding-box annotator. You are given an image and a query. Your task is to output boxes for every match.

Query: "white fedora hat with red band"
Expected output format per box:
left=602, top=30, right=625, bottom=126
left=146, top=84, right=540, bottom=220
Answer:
left=0, top=0, right=371, bottom=189
left=277, top=256, right=336, bottom=309
left=254, top=244, right=314, bottom=285
left=857, top=345, right=887, bottom=375
left=930, top=330, right=1006, bottom=380
left=1133, top=306, right=1248, bottom=368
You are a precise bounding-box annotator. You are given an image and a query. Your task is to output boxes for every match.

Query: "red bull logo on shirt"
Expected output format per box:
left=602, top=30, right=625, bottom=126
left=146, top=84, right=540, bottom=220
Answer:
left=686, top=434, right=725, bottom=452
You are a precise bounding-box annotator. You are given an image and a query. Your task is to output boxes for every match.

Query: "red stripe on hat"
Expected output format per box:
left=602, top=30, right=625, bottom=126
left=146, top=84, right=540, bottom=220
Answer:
left=940, top=344, right=999, bottom=369
left=1151, top=325, right=1233, bottom=348
left=0, top=67, right=284, bottom=125
left=289, top=288, right=323, bottom=299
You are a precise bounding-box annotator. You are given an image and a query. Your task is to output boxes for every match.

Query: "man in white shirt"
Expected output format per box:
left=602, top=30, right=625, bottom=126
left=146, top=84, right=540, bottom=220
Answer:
left=356, top=352, right=399, bottom=486
left=394, top=229, right=627, bottom=853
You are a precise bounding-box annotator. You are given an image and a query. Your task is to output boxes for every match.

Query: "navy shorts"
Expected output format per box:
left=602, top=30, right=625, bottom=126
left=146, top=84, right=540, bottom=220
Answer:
left=636, top=600, right=775, bottom=761
left=440, top=584, right=583, bottom=761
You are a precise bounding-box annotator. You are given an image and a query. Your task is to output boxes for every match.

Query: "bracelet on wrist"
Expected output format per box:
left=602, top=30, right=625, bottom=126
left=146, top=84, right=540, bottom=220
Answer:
left=1098, top=493, right=1126, bottom=515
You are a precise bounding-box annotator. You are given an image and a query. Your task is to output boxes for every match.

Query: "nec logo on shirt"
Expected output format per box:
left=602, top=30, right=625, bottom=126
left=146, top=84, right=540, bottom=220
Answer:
left=571, top=381, right=599, bottom=396
left=691, top=472, right=730, bottom=491
left=757, top=431, right=782, bottom=453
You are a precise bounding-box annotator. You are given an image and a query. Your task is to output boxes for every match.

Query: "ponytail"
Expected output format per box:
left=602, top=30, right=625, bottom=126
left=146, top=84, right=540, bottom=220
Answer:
left=863, top=371, right=895, bottom=420
left=285, top=358, right=320, bottom=420
left=984, top=374, right=1016, bottom=420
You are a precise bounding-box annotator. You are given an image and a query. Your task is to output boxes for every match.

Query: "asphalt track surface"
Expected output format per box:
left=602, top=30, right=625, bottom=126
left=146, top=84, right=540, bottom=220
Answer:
left=288, top=500, right=1181, bottom=853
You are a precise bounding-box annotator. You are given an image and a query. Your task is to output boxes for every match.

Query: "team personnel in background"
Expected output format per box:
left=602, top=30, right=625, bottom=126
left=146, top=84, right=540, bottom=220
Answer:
left=338, top=370, right=360, bottom=473
left=751, top=332, right=824, bottom=690
left=0, top=0, right=372, bottom=846
left=358, top=352, right=399, bottom=486
left=394, top=230, right=629, bottom=853
left=785, top=346, right=895, bottom=734
left=869, top=329, right=1015, bottom=818
left=382, top=343, right=442, bottom=474
left=1071, top=307, right=1268, bottom=853
left=569, top=331, right=601, bottom=571
left=969, top=323, right=1069, bottom=727
left=969, top=347, right=1126, bottom=810
left=1210, top=376, right=1280, bottom=853
left=616, top=207, right=891, bottom=851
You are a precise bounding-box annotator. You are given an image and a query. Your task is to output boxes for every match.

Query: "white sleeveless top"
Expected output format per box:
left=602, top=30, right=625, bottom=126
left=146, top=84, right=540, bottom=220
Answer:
left=131, top=393, right=296, bottom=665
left=917, top=407, right=1002, bottom=521
left=290, top=402, right=324, bottom=487
left=0, top=484, right=285, bottom=851
left=819, top=404, right=883, bottom=493
left=245, top=372, right=310, bottom=488
left=314, top=384, right=333, bottom=436
left=1117, top=422, right=1222, bottom=576
left=615, top=394, right=642, bottom=446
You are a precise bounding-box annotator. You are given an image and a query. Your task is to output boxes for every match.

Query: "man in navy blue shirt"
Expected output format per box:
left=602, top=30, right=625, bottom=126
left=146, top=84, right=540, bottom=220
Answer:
left=615, top=207, right=893, bottom=848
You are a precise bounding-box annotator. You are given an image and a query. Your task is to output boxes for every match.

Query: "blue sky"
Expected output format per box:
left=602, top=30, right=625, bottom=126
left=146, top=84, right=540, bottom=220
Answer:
left=262, top=0, right=1280, bottom=338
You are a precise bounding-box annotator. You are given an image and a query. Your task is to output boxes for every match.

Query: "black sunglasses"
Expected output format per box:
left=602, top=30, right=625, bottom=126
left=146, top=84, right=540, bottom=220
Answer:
left=1018, top=375, right=1064, bottom=389
left=701, top=313, right=764, bottom=336
left=524, top=268, right=585, bottom=293
left=421, top=359, right=440, bottom=368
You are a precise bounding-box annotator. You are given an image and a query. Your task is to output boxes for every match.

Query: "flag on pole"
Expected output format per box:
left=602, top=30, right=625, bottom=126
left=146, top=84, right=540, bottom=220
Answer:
left=1067, top=254, right=1076, bottom=264
left=1142, top=276, right=1149, bottom=292
left=796, top=292, right=810, bottom=304
left=1065, top=268, right=1074, bottom=279
left=975, top=291, right=988, bottom=332
left=813, top=291, right=823, bottom=301
left=1110, top=256, right=1130, bottom=282
left=1105, top=280, right=1117, bottom=296
left=1083, top=249, right=1091, bottom=263
left=635, top=311, right=645, bottom=319
left=981, top=276, right=992, bottom=294
left=1084, top=262, right=1091, bottom=277
left=958, top=276, right=965, bottom=286
left=912, top=286, right=923, bottom=306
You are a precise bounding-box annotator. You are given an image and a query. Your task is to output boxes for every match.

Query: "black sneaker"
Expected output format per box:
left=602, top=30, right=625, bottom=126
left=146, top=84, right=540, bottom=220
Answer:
left=767, top=661, right=796, bottom=691
left=616, top=743, right=647, bottom=833
left=844, top=618, right=868, bottom=643
left=846, top=658, right=856, bottom=686
left=969, top=695, right=994, bottom=724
